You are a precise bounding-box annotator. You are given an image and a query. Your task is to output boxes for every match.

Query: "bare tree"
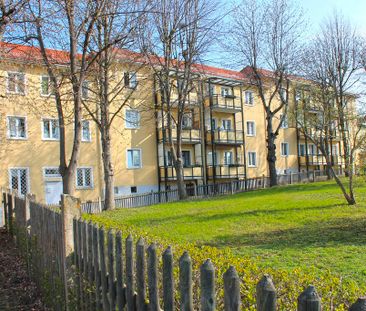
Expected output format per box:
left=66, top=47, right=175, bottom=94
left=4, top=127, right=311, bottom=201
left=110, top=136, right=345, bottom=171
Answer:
left=228, top=0, right=304, bottom=186
left=298, top=20, right=365, bottom=205
left=138, top=0, right=217, bottom=199
left=22, top=0, right=107, bottom=194
left=83, top=0, right=149, bottom=210
left=318, top=12, right=364, bottom=177
left=0, top=0, right=28, bottom=40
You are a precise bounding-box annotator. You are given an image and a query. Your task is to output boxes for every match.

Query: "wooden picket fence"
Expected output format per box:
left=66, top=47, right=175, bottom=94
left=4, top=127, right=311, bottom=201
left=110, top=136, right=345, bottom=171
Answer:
left=3, top=189, right=366, bottom=310
left=81, top=169, right=337, bottom=213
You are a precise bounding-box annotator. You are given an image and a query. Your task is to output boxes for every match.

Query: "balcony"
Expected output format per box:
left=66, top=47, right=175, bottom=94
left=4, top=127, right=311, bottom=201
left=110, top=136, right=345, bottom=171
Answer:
left=299, top=155, right=341, bottom=166
left=160, top=165, right=203, bottom=181
left=208, top=94, right=241, bottom=112
left=158, top=128, right=201, bottom=144
left=206, top=129, right=244, bottom=145
left=156, top=92, right=199, bottom=108
left=207, top=164, right=245, bottom=179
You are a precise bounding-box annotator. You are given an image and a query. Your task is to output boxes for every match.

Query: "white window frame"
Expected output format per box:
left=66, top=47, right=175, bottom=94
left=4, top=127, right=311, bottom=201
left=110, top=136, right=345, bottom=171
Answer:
left=181, top=150, right=192, bottom=167
left=247, top=152, right=257, bottom=167
left=8, top=167, right=30, bottom=195
left=280, top=114, right=288, bottom=129
left=43, top=167, right=62, bottom=178
left=245, top=91, right=254, bottom=106
left=224, top=151, right=233, bottom=165
left=221, top=87, right=231, bottom=97
left=7, top=115, right=27, bottom=140
left=298, top=144, right=306, bottom=156
left=126, top=148, right=142, bottom=169
left=281, top=142, right=289, bottom=157
left=308, top=144, right=316, bottom=156
left=125, top=72, right=137, bottom=89
left=207, top=151, right=218, bottom=166
left=42, top=118, right=60, bottom=140
left=40, top=75, right=54, bottom=97
left=222, top=119, right=232, bottom=130
left=125, top=109, right=140, bottom=129
left=7, top=71, right=26, bottom=95
left=81, top=120, right=92, bottom=142
left=82, top=80, right=89, bottom=99
left=75, top=167, right=94, bottom=189
left=332, top=144, right=339, bottom=156
left=246, top=120, right=256, bottom=136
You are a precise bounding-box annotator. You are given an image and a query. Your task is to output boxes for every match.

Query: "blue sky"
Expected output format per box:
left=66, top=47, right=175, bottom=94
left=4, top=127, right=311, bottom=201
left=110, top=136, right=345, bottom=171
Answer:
left=301, top=0, right=366, bottom=35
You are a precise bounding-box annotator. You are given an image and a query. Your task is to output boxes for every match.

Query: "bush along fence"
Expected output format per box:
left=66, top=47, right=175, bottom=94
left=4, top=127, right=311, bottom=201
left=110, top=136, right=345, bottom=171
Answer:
left=3, top=189, right=366, bottom=311
left=81, top=169, right=341, bottom=213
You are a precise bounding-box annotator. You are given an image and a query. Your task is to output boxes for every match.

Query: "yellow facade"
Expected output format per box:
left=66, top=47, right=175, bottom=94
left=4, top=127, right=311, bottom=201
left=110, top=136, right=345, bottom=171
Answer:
left=0, top=45, right=347, bottom=203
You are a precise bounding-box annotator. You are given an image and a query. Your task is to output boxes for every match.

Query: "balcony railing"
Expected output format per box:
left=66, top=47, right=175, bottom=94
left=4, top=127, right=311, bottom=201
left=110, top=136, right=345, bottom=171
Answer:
left=160, top=165, right=203, bottom=181
left=206, top=129, right=244, bottom=145
left=209, top=94, right=241, bottom=112
left=156, top=92, right=199, bottom=107
left=158, top=128, right=202, bottom=144
left=299, top=155, right=342, bottom=166
left=207, top=164, right=245, bottom=179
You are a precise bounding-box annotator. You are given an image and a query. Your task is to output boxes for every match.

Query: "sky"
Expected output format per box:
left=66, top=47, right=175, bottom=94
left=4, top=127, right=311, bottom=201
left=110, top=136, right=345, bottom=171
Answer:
left=301, top=0, right=366, bottom=35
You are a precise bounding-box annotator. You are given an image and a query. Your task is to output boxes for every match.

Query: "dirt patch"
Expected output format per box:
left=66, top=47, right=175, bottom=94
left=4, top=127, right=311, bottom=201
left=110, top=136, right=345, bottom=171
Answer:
left=0, top=227, right=46, bottom=310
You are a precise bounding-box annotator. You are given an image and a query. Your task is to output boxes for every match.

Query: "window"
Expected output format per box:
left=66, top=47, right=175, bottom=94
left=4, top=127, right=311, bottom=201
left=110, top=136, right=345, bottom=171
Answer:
left=124, top=72, right=137, bottom=89
left=246, top=121, right=255, bottom=136
left=332, top=144, right=339, bottom=155
left=82, top=80, right=89, bottom=99
left=9, top=168, right=29, bottom=195
left=224, top=151, right=233, bottom=165
left=41, top=76, right=54, bottom=96
left=131, top=186, right=137, bottom=193
left=248, top=152, right=257, bottom=167
left=211, top=118, right=217, bottom=130
left=7, top=116, right=26, bottom=139
left=82, top=120, right=91, bottom=142
left=207, top=151, right=218, bottom=165
left=166, top=151, right=173, bottom=166
left=281, top=142, right=289, bottom=156
left=43, top=167, right=61, bottom=178
left=279, top=88, right=287, bottom=100
left=127, top=149, right=142, bottom=168
left=182, top=112, right=193, bottom=129
left=182, top=151, right=191, bottom=167
left=308, top=144, right=316, bottom=155
left=298, top=144, right=306, bottom=156
left=42, top=119, right=59, bottom=140
left=245, top=91, right=254, bottom=105
left=76, top=167, right=93, bottom=189
left=295, top=90, right=301, bottom=102
left=7, top=72, right=25, bottom=94
left=221, top=87, right=231, bottom=97
left=222, top=119, right=232, bottom=130
left=125, top=109, right=140, bottom=129
left=280, top=114, right=288, bottom=128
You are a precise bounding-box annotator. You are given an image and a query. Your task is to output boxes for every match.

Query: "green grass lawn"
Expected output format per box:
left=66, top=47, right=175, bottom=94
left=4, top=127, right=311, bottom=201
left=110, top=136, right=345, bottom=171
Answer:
left=88, top=178, right=366, bottom=284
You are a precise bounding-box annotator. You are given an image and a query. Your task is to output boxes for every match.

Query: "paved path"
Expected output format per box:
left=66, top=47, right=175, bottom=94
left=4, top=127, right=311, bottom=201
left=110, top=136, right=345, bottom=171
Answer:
left=0, top=228, right=46, bottom=310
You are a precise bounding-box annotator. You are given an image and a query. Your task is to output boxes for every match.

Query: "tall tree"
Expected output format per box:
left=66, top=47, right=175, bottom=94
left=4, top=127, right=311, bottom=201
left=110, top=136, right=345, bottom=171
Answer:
left=228, top=0, right=304, bottom=186
left=139, top=0, right=217, bottom=199
left=23, top=0, right=107, bottom=194
left=83, top=0, right=149, bottom=210
left=316, top=12, right=364, bottom=177
left=0, top=0, right=28, bottom=39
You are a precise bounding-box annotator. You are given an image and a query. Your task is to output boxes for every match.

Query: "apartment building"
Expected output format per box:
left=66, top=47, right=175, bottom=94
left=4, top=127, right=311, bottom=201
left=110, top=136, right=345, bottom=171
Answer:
left=0, top=43, right=346, bottom=204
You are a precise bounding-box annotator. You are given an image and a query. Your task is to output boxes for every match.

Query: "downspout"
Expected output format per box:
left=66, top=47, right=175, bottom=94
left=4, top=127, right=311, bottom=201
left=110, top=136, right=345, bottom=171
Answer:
left=240, top=85, right=247, bottom=189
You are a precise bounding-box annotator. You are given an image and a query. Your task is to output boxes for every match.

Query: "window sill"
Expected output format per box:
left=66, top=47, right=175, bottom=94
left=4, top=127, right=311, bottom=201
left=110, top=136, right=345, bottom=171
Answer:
left=248, top=165, right=257, bottom=168
left=42, top=138, right=60, bottom=141
left=76, top=186, right=94, bottom=190
left=127, top=167, right=142, bottom=170
left=7, top=137, right=27, bottom=141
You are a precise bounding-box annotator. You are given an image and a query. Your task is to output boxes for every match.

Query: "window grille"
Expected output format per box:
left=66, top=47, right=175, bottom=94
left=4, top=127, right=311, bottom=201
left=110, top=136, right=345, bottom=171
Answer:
left=9, top=168, right=29, bottom=195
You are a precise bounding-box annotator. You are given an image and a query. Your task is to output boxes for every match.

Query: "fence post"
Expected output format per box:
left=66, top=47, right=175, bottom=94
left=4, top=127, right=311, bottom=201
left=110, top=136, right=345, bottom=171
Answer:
left=136, top=238, right=146, bottom=311
left=256, top=275, right=276, bottom=311
left=200, top=259, right=215, bottom=311
left=297, top=285, right=321, bottom=311
left=179, top=251, right=193, bottom=311
left=2, top=191, right=7, bottom=230
left=98, top=197, right=102, bottom=213
left=163, top=246, right=174, bottom=311
left=312, top=171, right=316, bottom=182
left=147, top=243, right=160, bottom=311
left=60, top=194, right=82, bottom=310
left=349, top=297, right=366, bottom=310
left=262, top=175, right=265, bottom=188
left=223, top=266, right=241, bottom=311
left=289, top=173, right=292, bottom=185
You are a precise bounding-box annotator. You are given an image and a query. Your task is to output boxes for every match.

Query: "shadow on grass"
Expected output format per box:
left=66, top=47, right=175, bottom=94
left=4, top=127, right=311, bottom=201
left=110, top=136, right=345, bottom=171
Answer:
left=207, top=216, right=366, bottom=250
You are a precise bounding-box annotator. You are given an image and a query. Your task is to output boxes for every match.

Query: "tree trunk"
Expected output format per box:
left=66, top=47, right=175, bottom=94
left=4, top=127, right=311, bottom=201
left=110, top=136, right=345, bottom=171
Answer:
left=331, top=168, right=356, bottom=205
left=266, top=116, right=278, bottom=187
left=62, top=168, right=75, bottom=195
left=174, top=158, right=187, bottom=200
left=102, top=130, right=115, bottom=210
